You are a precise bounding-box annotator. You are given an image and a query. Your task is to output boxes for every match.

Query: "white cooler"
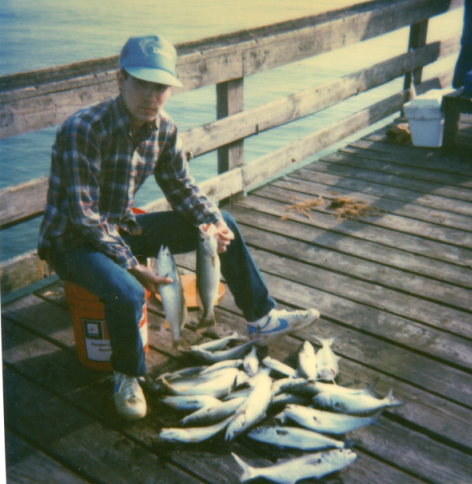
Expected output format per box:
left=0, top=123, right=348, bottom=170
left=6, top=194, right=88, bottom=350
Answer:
left=403, top=89, right=454, bottom=148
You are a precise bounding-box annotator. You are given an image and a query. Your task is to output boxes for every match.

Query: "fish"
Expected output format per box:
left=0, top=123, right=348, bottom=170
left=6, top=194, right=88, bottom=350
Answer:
left=279, top=404, right=380, bottom=435
left=181, top=396, right=247, bottom=426
left=271, top=393, right=312, bottom=407
left=271, top=377, right=309, bottom=396
left=306, top=378, right=379, bottom=397
left=314, top=337, right=340, bottom=381
left=313, top=387, right=404, bottom=415
left=247, top=425, right=345, bottom=451
left=224, top=387, right=254, bottom=401
left=190, top=332, right=242, bottom=352
left=232, top=448, right=357, bottom=484
left=190, top=339, right=259, bottom=363
left=157, top=246, right=189, bottom=352
left=297, top=340, right=318, bottom=379
left=162, top=367, right=240, bottom=398
left=262, top=357, right=299, bottom=378
left=225, top=368, right=273, bottom=441
left=159, top=395, right=221, bottom=411
left=159, top=415, right=234, bottom=444
left=199, top=359, right=243, bottom=375
left=196, top=223, right=220, bottom=332
left=243, top=345, right=259, bottom=376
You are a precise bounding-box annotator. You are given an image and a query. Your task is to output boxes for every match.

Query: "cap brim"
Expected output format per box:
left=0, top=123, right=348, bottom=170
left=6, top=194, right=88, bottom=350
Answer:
left=125, top=67, right=183, bottom=88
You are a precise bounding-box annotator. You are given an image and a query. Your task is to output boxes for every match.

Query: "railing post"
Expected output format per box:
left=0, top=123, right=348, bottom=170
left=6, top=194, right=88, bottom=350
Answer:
left=216, top=77, right=244, bottom=204
left=404, top=19, right=429, bottom=93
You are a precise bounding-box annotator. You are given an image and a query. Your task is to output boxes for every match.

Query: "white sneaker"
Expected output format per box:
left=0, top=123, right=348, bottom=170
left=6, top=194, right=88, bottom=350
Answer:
left=113, top=371, right=147, bottom=421
left=247, top=308, right=320, bottom=343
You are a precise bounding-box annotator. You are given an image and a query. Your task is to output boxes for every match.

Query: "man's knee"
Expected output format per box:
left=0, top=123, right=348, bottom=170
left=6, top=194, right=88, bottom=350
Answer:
left=105, top=277, right=145, bottom=311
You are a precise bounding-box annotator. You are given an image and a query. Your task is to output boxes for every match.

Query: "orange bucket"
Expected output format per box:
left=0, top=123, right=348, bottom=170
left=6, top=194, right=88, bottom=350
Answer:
left=65, top=281, right=150, bottom=371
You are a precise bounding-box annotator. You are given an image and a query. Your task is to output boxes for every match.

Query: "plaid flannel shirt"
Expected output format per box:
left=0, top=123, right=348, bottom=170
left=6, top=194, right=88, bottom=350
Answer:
left=37, top=94, right=222, bottom=269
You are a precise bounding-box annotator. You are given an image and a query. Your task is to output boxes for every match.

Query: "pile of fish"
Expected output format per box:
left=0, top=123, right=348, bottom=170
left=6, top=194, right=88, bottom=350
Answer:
left=150, top=332, right=405, bottom=483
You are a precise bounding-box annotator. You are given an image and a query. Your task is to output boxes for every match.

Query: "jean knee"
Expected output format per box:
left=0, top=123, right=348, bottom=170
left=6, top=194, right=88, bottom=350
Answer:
left=106, top=278, right=145, bottom=313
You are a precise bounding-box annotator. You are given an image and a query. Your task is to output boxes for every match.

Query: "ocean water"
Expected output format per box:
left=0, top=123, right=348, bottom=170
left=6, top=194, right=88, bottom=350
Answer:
left=0, top=0, right=463, bottom=261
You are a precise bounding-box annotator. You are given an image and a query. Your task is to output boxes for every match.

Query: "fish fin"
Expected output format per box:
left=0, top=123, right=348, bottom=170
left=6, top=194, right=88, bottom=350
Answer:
left=173, top=336, right=190, bottom=353
left=362, top=377, right=380, bottom=396
left=386, top=387, right=405, bottom=407
left=231, top=453, right=256, bottom=482
left=163, top=320, right=170, bottom=329
left=196, top=312, right=217, bottom=333
left=211, top=255, right=217, bottom=268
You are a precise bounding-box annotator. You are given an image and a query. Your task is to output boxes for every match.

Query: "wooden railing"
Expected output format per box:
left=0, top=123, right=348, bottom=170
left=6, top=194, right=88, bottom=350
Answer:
left=0, top=0, right=464, bottom=294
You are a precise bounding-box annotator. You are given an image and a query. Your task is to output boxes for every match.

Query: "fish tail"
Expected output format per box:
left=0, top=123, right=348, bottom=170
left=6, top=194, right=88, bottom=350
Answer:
left=173, top=336, right=190, bottom=353
left=313, top=335, right=336, bottom=347
left=386, top=387, right=404, bottom=407
left=231, top=453, right=257, bottom=482
left=196, top=312, right=217, bottom=332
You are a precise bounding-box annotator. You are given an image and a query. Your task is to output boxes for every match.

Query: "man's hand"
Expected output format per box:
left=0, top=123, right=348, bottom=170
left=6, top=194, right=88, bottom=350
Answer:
left=129, top=263, right=173, bottom=293
left=214, top=219, right=235, bottom=253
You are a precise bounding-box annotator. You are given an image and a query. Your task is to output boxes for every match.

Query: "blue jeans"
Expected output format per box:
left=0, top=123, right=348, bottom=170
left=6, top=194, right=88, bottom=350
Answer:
left=51, top=211, right=275, bottom=376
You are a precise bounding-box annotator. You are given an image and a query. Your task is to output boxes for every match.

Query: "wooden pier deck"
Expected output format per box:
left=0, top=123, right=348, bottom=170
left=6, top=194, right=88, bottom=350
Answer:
left=3, top=118, right=472, bottom=484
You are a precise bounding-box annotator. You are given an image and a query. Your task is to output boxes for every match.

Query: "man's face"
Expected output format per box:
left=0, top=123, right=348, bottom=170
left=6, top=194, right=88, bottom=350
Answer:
left=117, top=71, right=172, bottom=129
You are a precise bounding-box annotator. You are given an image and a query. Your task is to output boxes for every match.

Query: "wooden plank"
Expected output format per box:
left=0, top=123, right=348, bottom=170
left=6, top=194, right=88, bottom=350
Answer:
left=242, top=239, right=472, bottom=368
left=404, top=19, right=429, bottom=89
left=256, top=184, right=472, bottom=251
left=321, top=150, right=472, bottom=190
left=243, top=91, right=406, bottom=189
left=236, top=218, right=472, bottom=330
left=306, top=157, right=472, bottom=204
left=303, top=156, right=472, bottom=217
left=3, top=368, right=205, bottom=484
left=278, top=170, right=472, bottom=232
left=6, top=431, right=90, bottom=484
left=237, top=190, right=472, bottom=269
left=229, top=203, right=472, bottom=289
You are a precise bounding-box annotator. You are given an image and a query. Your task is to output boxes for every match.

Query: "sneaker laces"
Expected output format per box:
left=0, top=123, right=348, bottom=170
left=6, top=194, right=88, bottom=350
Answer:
left=113, top=373, right=143, bottom=403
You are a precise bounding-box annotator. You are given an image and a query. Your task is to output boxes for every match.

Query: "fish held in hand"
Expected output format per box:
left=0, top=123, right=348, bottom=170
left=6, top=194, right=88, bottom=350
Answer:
left=196, top=223, right=220, bottom=332
left=232, top=448, right=357, bottom=484
left=157, top=246, right=189, bottom=352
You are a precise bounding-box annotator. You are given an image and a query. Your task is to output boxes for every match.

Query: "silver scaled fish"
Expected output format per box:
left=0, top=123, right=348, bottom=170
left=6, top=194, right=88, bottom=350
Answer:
left=157, top=245, right=189, bottom=352
left=196, top=223, right=220, bottom=332
left=232, top=448, right=357, bottom=484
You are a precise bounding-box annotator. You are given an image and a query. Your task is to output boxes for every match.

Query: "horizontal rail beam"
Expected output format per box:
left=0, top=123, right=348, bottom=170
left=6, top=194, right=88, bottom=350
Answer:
left=0, top=35, right=459, bottom=230
left=0, top=0, right=463, bottom=139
